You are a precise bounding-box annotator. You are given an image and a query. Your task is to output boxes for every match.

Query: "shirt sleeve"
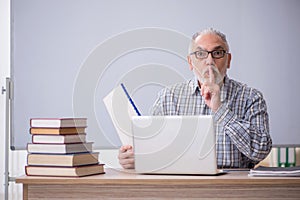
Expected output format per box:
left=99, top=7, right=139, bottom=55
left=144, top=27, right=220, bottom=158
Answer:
left=213, top=89, right=272, bottom=162
left=151, top=99, right=163, bottom=116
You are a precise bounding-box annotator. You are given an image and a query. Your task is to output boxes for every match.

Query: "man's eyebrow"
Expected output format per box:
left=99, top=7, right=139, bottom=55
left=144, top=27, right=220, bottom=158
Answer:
left=195, top=45, right=225, bottom=51
left=195, top=46, right=204, bottom=51
left=213, top=45, right=225, bottom=50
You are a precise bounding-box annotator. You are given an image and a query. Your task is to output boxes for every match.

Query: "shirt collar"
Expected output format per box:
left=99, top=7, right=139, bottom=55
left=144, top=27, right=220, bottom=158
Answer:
left=220, top=75, right=228, bottom=103
left=190, top=75, right=228, bottom=103
left=190, top=76, right=200, bottom=94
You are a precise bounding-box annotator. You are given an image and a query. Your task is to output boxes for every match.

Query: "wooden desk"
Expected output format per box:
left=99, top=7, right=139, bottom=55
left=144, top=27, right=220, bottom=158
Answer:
left=16, top=168, right=300, bottom=199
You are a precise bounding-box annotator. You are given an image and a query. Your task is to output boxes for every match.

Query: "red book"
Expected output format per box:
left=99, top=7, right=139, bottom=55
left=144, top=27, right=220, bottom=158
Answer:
left=30, top=127, right=86, bottom=135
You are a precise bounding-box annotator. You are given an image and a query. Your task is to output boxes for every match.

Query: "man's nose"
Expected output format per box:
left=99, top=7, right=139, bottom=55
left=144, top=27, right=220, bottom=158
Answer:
left=205, top=53, right=215, bottom=65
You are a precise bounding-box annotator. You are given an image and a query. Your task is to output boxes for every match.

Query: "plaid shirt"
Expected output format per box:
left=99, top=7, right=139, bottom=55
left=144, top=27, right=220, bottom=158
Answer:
left=151, top=76, right=272, bottom=168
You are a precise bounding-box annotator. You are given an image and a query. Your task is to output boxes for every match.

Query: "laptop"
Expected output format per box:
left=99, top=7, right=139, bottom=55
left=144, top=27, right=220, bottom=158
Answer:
left=132, top=115, right=222, bottom=175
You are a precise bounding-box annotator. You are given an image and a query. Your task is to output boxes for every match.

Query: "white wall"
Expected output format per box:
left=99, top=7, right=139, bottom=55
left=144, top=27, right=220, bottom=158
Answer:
left=0, top=1, right=35, bottom=198
left=10, top=0, right=300, bottom=147
left=1, top=0, right=300, bottom=199
left=0, top=0, right=11, bottom=199
left=0, top=1, right=120, bottom=199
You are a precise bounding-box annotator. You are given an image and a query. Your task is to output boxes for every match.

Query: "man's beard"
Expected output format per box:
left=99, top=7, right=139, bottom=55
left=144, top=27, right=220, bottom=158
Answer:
left=193, top=65, right=224, bottom=84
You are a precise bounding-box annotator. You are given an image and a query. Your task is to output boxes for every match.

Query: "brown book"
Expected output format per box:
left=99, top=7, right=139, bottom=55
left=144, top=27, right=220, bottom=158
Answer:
left=32, top=134, right=86, bottom=144
left=27, top=152, right=99, bottom=166
left=30, top=127, right=86, bottom=135
left=30, top=118, right=87, bottom=128
left=25, top=164, right=105, bottom=177
left=27, top=142, right=93, bottom=154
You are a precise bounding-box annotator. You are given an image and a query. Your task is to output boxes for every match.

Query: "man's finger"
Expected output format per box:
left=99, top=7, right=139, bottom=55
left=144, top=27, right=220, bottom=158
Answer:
left=119, top=158, right=134, bottom=165
left=209, top=66, right=215, bottom=83
left=119, top=146, right=126, bottom=153
left=118, top=150, right=134, bottom=159
left=119, top=145, right=132, bottom=153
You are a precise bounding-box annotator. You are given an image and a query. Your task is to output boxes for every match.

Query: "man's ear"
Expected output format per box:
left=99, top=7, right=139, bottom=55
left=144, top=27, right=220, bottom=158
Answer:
left=187, top=56, right=193, bottom=71
left=227, top=53, right=232, bottom=69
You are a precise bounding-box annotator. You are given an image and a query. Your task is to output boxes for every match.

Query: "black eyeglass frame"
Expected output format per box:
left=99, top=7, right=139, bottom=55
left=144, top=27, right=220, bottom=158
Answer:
left=190, top=49, right=228, bottom=59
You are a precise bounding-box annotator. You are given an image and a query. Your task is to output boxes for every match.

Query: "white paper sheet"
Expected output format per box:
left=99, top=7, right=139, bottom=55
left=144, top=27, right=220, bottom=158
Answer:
left=103, top=85, right=137, bottom=146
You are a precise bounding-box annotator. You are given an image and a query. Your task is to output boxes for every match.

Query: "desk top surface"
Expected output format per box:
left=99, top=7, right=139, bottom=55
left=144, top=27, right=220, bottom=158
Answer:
left=16, top=168, right=300, bottom=185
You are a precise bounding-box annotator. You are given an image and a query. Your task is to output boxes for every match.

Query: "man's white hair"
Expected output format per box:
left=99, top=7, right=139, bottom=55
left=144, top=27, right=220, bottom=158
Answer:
left=188, top=28, right=230, bottom=54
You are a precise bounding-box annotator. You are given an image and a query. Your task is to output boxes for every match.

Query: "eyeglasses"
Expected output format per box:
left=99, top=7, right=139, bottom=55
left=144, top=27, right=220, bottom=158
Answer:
left=190, top=49, right=228, bottom=59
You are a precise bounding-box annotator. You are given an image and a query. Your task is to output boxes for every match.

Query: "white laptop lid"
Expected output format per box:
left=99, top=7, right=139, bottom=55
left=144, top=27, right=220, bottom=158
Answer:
left=132, top=115, right=220, bottom=175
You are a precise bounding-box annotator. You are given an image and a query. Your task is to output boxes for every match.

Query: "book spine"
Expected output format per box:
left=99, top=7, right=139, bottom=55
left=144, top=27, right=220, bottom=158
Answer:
left=25, top=166, right=29, bottom=176
left=29, top=119, right=33, bottom=127
left=277, top=147, right=296, bottom=167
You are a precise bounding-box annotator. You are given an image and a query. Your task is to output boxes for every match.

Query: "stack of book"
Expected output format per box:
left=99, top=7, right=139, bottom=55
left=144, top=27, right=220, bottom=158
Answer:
left=249, top=166, right=300, bottom=177
left=25, top=118, right=105, bottom=177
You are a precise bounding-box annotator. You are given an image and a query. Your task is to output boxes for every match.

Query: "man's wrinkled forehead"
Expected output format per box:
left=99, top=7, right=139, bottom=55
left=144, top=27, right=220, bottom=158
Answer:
left=192, top=33, right=228, bottom=51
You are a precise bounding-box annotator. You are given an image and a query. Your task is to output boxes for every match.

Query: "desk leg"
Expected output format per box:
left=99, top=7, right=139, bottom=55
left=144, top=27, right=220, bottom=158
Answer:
left=23, top=185, right=28, bottom=200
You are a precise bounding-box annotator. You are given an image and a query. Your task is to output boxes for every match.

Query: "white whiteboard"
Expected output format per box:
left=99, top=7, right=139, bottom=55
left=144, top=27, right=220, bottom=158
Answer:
left=11, top=0, right=300, bottom=149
